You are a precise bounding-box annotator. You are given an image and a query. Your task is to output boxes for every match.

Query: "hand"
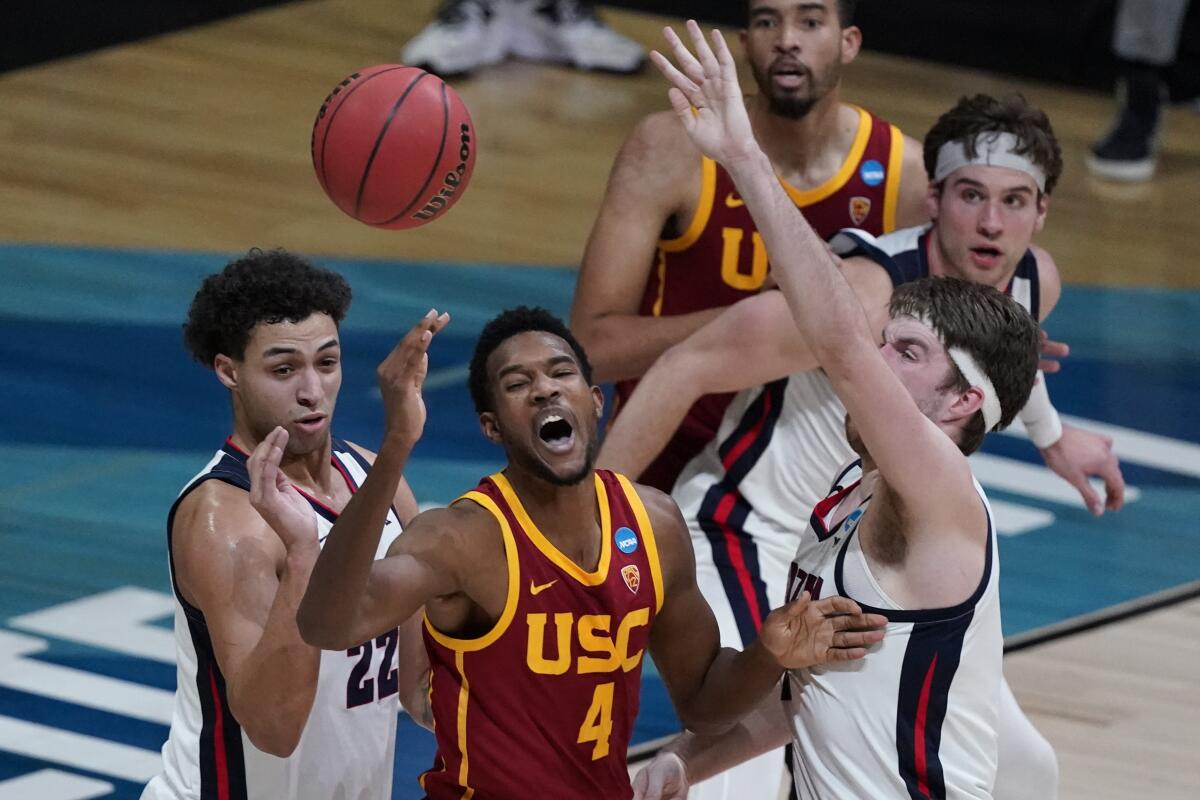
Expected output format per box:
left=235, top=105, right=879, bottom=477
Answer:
left=1039, top=423, right=1125, bottom=515
left=378, top=309, right=450, bottom=445
left=632, top=751, right=689, bottom=800
left=248, top=426, right=319, bottom=551
left=760, top=593, right=887, bottom=669
left=649, top=21, right=760, bottom=167
left=1038, top=327, right=1069, bottom=374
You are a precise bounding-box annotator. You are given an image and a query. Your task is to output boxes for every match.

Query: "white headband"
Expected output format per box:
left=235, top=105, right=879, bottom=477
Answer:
left=915, top=315, right=1002, bottom=432
left=933, top=131, right=1046, bottom=193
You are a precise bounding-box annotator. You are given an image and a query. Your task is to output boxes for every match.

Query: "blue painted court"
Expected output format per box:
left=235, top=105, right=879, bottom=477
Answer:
left=2, top=244, right=1198, bottom=798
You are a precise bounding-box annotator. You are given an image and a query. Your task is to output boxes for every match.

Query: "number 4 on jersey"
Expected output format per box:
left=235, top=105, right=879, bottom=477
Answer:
left=577, top=681, right=615, bottom=760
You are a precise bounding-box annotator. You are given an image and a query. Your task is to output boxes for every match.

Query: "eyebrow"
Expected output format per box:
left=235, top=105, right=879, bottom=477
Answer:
left=496, top=354, right=578, bottom=379
left=952, top=176, right=1035, bottom=195
left=261, top=338, right=339, bottom=359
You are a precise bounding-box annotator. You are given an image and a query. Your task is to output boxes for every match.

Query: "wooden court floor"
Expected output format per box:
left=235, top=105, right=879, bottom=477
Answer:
left=1, top=0, right=1197, bottom=797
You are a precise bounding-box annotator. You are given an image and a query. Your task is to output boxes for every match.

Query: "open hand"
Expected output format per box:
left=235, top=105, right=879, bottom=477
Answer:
left=1039, top=423, right=1125, bottom=515
left=649, top=21, right=760, bottom=168
left=760, top=593, right=887, bottom=669
left=247, top=426, right=318, bottom=551
left=1038, top=327, right=1069, bottom=374
left=379, top=309, right=450, bottom=445
left=631, top=751, right=689, bottom=800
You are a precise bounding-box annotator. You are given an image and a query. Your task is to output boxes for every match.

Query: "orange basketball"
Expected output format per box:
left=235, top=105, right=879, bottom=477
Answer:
left=311, top=65, right=476, bottom=229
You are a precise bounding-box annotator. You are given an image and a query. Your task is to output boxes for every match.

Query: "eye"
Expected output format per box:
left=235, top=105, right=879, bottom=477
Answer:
left=1004, top=194, right=1027, bottom=209
left=504, top=380, right=528, bottom=392
left=962, top=188, right=982, bottom=202
left=320, top=356, right=340, bottom=368
left=802, top=17, right=820, bottom=29
left=273, top=365, right=294, bottom=376
left=901, top=347, right=918, bottom=362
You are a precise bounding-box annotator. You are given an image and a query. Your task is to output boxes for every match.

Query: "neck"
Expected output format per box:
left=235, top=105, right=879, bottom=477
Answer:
left=747, top=90, right=847, bottom=175
left=503, top=465, right=599, bottom=540
left=229, top=424, right=336, bottom=495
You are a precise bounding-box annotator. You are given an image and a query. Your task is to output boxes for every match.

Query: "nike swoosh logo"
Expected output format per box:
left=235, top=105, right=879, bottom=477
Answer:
left=530, top=579, right=557, bottom=596
left=725, top=192, right=745, bottom=208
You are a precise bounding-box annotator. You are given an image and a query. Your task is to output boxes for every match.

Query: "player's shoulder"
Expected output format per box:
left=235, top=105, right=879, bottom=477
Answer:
left=173, top=479, right=271, bottom=546
left=622, top=479, right=688, bottom=543
left=344, top=440, right=376, bottom=465
left=618, top=110, right=701, bottom=171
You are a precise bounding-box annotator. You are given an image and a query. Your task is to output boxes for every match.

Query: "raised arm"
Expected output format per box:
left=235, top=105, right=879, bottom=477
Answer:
left=171, top=483, right=321, bottom=757
left=570, top=112, right=725, bottom=383
left=651, top=23, right=981, bottom=525
left=599, top=260, right=892, bottom=477
left=642, top=488, right=884, bottom=734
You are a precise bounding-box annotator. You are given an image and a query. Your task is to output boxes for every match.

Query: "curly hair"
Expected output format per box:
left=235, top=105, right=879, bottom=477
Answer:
left=183, top=248, right=352, bottom=367
left=923, top=94, right=1063, bottom=195
left=468, top=306, right=594, bottom=413
left=890, top=277, right=1039, bottom=455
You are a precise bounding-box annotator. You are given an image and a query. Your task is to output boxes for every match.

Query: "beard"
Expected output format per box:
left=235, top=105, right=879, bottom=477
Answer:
left=511, top=429, right=598, bottom=488
left=749, top=57, right=841, bottom=121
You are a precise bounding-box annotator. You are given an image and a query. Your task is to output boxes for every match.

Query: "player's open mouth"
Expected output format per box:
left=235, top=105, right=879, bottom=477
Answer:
left=294, top=413, right=327, bottom=433
left=536, top=412, right=575, bottom=455
left=771, top=61, right=808, bottom=89
left=969, top=246, right=1002, bottom=267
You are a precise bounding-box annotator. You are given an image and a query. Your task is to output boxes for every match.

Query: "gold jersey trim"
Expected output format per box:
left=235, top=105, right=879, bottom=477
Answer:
left=658, top=156, right=717, bottom=253
left=780, top=105, right=872, bottom=207
left=423, top=489, right=521, bottom=652
left=454, top=651, right=474, bottom=799
left=882, top=123, right=905, bottom=233
left=493, top=471, right=614, bottom=586
left=615, top=474, right=665, bottom=614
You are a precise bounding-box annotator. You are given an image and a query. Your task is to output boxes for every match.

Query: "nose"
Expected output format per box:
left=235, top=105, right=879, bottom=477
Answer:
left=530, top=371, right=560, bottom=404
left=977, top=200, right=1003, bottom=238
left=296, top=366, right=321, bottom=407
left=775, top=22, right=802, bottom=52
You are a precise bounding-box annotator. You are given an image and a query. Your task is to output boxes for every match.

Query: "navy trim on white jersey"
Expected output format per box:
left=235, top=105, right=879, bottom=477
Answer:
left=831, top=225, right=1042, bottom=320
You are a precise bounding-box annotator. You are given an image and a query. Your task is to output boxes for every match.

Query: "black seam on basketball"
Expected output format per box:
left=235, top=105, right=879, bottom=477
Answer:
left=315, top=65, right=410, bottom=194
left=354, top=71, right=432, bottom=218
left=378, top=79, right=452, bottom=225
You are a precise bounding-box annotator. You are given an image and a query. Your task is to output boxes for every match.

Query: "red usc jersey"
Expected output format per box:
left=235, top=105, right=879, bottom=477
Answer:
left=420, top=470, right=664, bottom=800
left=616, top=105, right=906, bottom=492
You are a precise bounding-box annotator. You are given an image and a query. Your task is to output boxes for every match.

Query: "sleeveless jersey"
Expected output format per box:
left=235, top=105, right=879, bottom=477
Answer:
left=617, top=105, right=908, bottom=493
left=675, top=225, right=1040, bottom=645
left=420, top=470, right=663, bottom=800
left=782, top=461, right=1003, bottom=799
left=143, top=437, right=402, bottom=800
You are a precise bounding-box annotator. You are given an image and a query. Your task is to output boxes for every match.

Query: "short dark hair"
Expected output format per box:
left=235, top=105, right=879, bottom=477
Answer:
left=746, top=0, right=857, bottom=27
left=889, top=277, right=1039, bottom=455
left=468, top=306, right=594, bottom=413
left=923, top=94, right=1063, bottom=195
left=183, top=248, right=352, bottom=366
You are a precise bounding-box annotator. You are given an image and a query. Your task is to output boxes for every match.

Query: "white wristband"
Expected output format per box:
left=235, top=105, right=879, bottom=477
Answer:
left=1019, top=372, right=1063, bottom=449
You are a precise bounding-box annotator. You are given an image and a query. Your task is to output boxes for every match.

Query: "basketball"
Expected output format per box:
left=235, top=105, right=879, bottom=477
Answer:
left=311, top=64, right=476, bottom=229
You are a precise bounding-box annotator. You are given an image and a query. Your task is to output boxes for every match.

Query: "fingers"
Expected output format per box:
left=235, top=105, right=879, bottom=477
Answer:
left=829, top=612, right=888, bottom=632
left=1072, top=473, right=1103, bottom=516
left=831, top=628, right=886, bottom=649
left=811, top=594, right=864, bottom=617
left=685, top=19, right=720, bottom=79
left=823, top=646, right=869, bottom=662
left=1100, top=455, right=1127, bottom=512
left=649, top=48, right=702, bottom=109
left=662, top=25, right=706, bottom=86
left=1038, top=357, right=1062, bottom=374
left=709, top=26, right=736, bottom=72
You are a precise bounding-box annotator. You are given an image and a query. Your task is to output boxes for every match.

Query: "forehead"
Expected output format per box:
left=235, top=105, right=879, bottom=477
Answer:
left=487, top=331, right=577, bottom=375
left=886, top=315, right=947, bottom=351
left=749, top=0, right=835, bottom=15
left=245, top=313, right=338, bottom=354
left=944, top=163, right=1038, bottom=194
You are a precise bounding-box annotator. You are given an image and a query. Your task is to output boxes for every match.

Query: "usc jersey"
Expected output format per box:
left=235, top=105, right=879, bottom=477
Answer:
left=420, top=470, right=664, bottom=800
left=618, top=105, right=907, bottom=492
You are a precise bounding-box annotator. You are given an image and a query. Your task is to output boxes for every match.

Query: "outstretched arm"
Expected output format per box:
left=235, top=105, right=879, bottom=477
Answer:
left=643, top=489, right=884, bottom=734
left=651, top=22, right=982, bottom=527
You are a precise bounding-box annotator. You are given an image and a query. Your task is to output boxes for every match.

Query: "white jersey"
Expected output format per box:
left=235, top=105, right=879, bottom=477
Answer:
left=143, top=437, right=403, bottom=800
left=783, top=461, right=1003, bottom=799
left=675, top=224, right=1041, bottom=648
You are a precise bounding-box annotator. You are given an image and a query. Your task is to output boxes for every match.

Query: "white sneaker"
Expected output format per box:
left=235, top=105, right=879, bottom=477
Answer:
left=401, top=0, right=509, bottom=77
left=507, top=0, right=645, bottom=74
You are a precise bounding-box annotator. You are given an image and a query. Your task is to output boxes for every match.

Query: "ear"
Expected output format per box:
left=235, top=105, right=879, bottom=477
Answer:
left=946, top=385, right=985, bottom=425
left=840, top=25, right=862, bottom=63
left=925, top=181, right=941, bottom=222
left=1033, top=192, right=1049, bottom=233
left=478, top=412, right=503, bottom=445
left=214, top=354, right=238, bottom=391
left=591, top=385, right=605, bottom=422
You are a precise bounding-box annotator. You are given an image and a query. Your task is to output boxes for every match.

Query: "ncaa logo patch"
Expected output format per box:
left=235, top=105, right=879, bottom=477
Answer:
left=849, top=196, right=871, bottom=225
left=859, top=159, right=885, bottom=187
left=615, top=526, right=639, bottom=554
left=622, top=564, right=641, bottom=594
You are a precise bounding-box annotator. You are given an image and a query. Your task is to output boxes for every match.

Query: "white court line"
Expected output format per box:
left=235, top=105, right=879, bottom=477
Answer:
left=0, top=769, right=112, bottom=800
left=0, top=717, right=161, bottom=783
left=1003, top=414, right=1200, bottom=480
left=0, top=631, right=173, bottom=725
left=11, top=586, right=175, bottom=664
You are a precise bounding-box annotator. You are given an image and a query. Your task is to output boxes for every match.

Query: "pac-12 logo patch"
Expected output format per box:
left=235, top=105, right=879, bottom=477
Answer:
left=622, top=564, right=641, bottom=594
left=615, top=526, right=639, bottom=554
left=849, top=196, right=871, bottom=225
left=859, top=159, right=885, bottom=186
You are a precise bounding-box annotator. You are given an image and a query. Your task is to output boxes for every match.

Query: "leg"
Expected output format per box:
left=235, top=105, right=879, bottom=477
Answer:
left=992, top=677, right=1058, bottom=800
